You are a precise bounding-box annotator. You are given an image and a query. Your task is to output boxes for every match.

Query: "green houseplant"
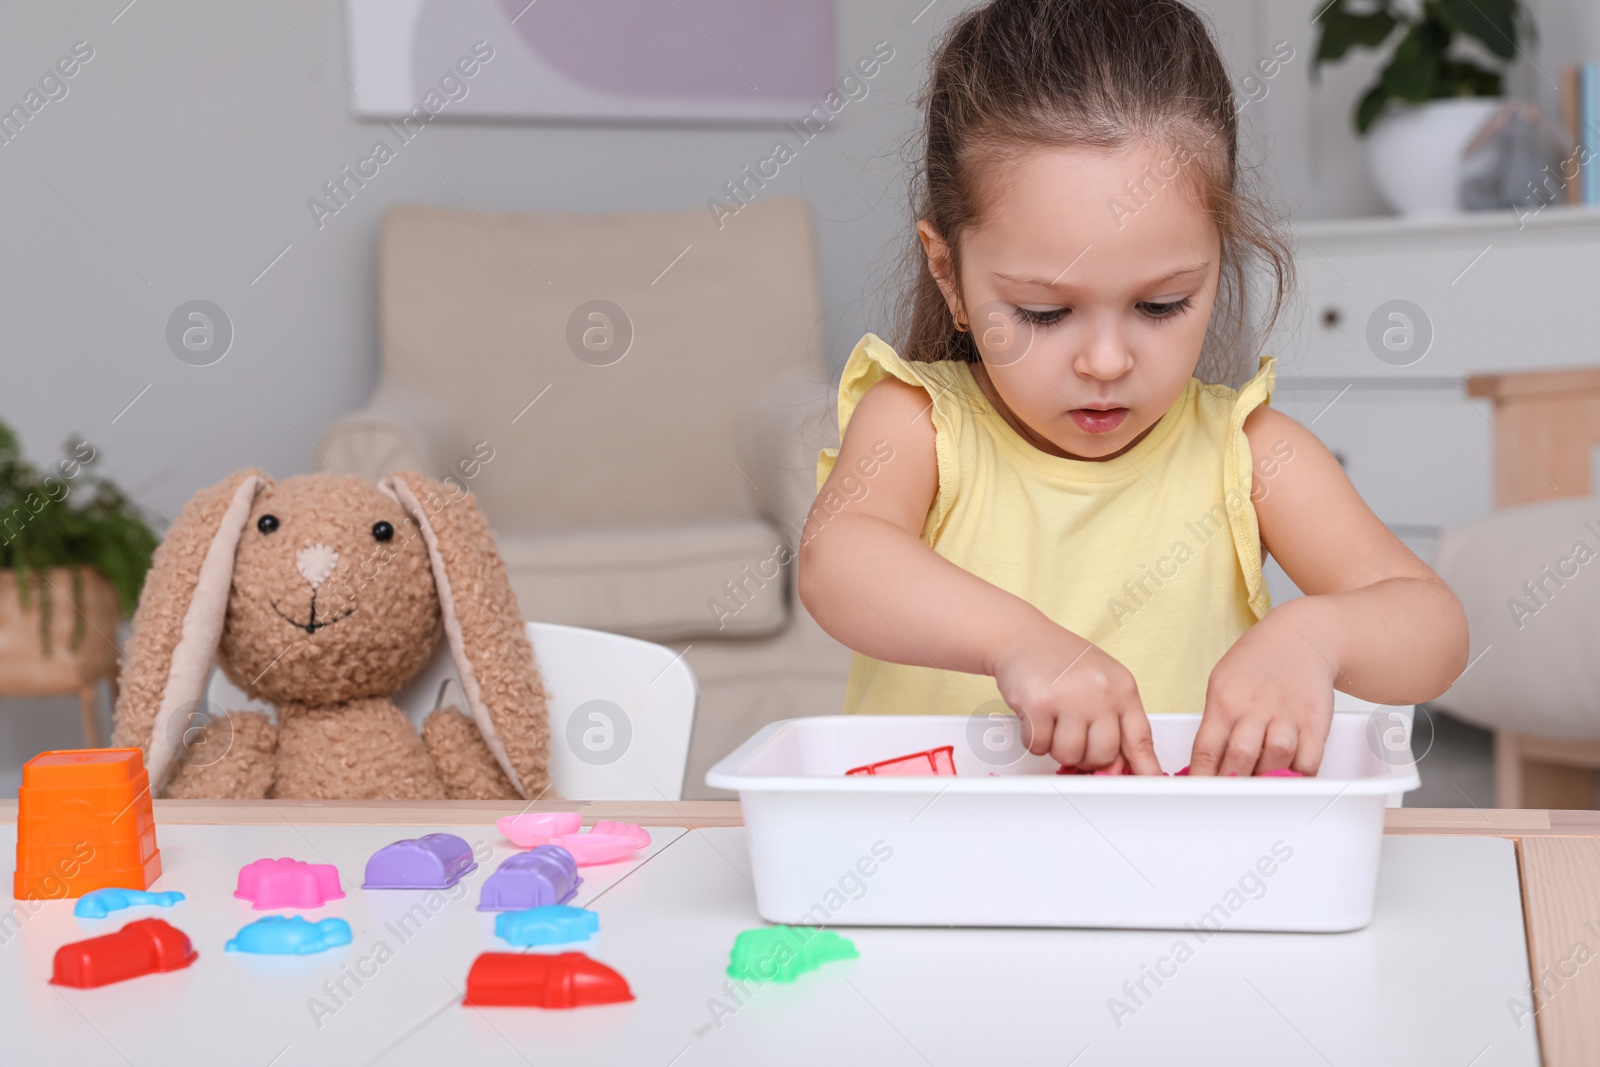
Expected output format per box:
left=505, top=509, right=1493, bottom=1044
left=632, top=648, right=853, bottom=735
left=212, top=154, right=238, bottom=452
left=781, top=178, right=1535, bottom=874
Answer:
left=0, top=417, right=159, bottom=656
left=1314, top=0, right=1532, bottom=215
left=1314, top=0, right=1525, bottom=134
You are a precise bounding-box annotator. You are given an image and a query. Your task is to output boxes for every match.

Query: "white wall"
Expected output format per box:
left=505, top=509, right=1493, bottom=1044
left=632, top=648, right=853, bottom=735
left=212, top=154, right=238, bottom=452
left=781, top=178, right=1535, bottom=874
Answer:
left=0, top=0, right=1594, bottom=774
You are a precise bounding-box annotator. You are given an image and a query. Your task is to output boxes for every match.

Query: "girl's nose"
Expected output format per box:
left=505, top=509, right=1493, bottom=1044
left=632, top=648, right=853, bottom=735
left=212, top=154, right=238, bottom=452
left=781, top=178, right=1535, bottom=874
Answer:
left=1073, top=317, right=1134, bottom=382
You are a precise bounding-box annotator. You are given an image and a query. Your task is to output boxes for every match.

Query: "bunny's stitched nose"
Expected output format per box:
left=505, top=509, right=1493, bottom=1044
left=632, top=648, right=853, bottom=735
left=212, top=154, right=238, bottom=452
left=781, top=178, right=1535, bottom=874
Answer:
left=297, top=543, right=338, bottom=589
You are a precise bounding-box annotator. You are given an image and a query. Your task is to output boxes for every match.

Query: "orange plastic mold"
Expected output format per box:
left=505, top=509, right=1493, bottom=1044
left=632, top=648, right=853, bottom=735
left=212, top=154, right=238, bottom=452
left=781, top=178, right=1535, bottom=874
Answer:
left=14, top=748, right=161, bottom=900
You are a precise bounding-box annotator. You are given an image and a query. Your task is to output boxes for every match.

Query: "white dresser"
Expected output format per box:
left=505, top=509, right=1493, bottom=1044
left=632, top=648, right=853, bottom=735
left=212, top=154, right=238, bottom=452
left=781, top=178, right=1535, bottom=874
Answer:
left=1260, top=203, right=1600, bottom=602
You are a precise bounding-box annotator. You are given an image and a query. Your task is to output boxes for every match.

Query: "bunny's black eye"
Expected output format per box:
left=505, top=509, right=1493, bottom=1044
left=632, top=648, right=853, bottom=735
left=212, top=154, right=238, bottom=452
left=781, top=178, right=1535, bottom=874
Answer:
left=257, top=514, right=279, bottom=534
left=371, top=521, right=394, bottom=542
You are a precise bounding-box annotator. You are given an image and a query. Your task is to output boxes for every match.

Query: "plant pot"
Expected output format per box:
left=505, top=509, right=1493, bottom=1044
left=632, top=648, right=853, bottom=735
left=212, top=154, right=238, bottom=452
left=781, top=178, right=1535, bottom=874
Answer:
left=1366, top=97, right=1504, bottom=216
left=0, top=567, right=121, bottom=745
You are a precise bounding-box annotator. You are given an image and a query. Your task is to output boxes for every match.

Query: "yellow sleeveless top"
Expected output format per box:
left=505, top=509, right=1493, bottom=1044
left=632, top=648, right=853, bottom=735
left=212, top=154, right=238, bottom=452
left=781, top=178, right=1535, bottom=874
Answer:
left=816, top=333, right=1277, bottom=717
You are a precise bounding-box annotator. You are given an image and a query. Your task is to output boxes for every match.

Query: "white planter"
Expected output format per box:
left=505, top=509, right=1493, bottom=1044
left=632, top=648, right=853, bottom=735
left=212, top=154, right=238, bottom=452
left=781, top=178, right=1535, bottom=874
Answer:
left=1366, top=97, right=1504, bottom=216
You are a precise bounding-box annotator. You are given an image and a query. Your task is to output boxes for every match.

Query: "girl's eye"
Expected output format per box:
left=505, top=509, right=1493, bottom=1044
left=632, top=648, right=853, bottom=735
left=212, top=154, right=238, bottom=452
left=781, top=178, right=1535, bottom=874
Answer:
left=1137, top=296, right=1195, bottom=319
left=1011, top=306, right=1068, bottom=327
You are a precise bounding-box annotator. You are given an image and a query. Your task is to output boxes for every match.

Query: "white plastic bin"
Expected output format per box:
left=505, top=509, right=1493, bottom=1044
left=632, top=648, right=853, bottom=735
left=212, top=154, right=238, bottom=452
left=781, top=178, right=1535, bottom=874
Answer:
left=705, top=697, right=1419, bottom=933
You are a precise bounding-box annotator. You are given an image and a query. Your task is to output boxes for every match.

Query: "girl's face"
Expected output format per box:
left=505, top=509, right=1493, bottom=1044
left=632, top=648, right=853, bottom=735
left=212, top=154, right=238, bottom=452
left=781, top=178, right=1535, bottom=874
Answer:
left=919, top=141, right=1222, bottom=461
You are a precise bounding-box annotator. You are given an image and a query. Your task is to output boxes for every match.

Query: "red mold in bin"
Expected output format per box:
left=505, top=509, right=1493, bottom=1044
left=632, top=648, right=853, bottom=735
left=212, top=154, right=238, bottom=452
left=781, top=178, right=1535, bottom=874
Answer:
left=846, top=746, right=956, bottom=777
left=463, top=951, right=633, bottom=1008
left=50, top=918, right=197, bottom=988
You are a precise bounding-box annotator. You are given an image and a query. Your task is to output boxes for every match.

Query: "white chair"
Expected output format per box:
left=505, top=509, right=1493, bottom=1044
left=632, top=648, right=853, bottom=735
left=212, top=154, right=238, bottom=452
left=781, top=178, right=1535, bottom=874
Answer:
left=205, top=621, right=697, bottom=801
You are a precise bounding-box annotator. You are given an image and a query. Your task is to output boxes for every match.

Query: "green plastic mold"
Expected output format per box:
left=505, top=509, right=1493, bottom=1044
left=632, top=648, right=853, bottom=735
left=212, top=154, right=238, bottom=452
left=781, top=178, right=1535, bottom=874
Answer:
left=726, top=925, right=859, bottom=983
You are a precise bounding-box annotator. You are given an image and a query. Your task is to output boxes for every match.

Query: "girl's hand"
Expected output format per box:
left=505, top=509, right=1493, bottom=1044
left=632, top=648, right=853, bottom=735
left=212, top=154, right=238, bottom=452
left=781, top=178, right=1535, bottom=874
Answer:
left=987, top=619, right=1165, bottom=775
left=1189, top=600, right=1338, bottom=777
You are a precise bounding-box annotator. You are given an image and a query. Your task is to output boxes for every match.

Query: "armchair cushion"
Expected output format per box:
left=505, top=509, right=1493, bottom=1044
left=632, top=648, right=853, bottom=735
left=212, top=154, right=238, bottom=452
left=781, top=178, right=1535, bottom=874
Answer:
left=1433, top=497, right=1600, bottom=740
left=498, top=519, right=791, bottom=643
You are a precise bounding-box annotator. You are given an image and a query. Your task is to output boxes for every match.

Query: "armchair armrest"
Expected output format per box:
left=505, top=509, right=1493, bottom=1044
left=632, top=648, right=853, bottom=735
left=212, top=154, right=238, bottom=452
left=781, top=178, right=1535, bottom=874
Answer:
left=317, top=377, right=462, bottom=482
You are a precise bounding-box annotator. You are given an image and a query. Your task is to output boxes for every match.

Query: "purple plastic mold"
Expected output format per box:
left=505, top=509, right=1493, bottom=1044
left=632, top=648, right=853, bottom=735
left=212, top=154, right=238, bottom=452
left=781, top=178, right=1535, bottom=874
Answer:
left=477, top=845, right=582, bottom=912
left=362, top=833, right=478, bottom=890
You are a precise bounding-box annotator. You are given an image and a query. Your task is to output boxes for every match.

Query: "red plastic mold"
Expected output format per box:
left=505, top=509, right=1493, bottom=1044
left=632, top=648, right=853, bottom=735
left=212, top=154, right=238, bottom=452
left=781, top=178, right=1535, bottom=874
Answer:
left=846, top=746, right=956, bottom=777
left=50, top=918, right=197, bottom=988
left=462, top=951, right=633, bottom=1008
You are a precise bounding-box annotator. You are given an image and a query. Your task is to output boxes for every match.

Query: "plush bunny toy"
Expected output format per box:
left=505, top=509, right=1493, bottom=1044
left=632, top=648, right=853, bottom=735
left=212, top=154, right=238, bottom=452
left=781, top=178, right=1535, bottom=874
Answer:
left=110, top=469, right=550, bottom=801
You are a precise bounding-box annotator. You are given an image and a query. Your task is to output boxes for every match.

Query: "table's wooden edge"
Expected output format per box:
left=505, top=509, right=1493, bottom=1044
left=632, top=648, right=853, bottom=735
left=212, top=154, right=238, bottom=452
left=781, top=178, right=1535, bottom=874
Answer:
left=2, top=799, right=1598, bottom=835
left=0, top=798, right=748, bottom=827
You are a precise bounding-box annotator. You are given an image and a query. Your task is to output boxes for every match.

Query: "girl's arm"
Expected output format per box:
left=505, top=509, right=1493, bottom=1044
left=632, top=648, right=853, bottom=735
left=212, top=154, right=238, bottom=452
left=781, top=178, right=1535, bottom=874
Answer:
left=1187, top=405, right=1470, bottom=777
left=799, top=376, right=1162, bottom=773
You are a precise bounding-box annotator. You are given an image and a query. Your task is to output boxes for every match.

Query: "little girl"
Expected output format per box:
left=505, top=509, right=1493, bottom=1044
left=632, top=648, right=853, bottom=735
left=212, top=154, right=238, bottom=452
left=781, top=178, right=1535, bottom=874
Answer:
left=799, top=0, right=1468, bottom=777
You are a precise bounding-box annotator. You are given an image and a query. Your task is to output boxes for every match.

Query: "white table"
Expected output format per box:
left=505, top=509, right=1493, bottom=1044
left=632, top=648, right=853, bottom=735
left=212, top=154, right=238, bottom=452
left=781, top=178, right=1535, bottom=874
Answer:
left=1, top=819, right=1537, bottom=1066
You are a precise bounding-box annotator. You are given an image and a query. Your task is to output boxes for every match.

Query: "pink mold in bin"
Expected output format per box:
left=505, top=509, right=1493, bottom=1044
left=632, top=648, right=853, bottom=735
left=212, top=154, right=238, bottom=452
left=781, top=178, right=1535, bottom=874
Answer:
left=234, top=858, right=345, bottom=910
left=1056, top=762, right=1303, bottom=778
left=496, top=815, right=651, bottom=866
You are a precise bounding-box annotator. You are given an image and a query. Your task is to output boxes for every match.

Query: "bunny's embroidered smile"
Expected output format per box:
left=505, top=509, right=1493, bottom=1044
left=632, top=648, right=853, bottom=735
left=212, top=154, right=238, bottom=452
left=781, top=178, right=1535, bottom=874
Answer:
left=270, top=594, right=355, bottom=635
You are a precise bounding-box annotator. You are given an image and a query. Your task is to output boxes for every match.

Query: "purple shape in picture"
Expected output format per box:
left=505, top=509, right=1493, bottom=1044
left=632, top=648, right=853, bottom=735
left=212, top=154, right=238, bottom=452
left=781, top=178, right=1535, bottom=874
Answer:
left=497, top=0, right=834, bottom=100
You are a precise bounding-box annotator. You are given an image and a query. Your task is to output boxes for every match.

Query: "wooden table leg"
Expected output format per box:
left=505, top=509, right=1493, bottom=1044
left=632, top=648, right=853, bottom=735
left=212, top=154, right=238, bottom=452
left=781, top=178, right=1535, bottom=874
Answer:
left=1499, top=731, right=1600, bottom=811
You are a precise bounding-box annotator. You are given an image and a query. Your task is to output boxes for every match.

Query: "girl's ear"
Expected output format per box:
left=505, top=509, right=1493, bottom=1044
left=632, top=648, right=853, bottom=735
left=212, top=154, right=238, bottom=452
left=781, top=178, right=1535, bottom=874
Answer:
left=380, top=471, right=551, bottom=799
left=112, top=469, right=269, bottom=794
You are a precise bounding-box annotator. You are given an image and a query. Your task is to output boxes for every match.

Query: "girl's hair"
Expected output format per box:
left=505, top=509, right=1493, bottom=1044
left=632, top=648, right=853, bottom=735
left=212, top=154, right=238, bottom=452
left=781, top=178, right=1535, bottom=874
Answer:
left=896, top=0, right=1294, bottom=385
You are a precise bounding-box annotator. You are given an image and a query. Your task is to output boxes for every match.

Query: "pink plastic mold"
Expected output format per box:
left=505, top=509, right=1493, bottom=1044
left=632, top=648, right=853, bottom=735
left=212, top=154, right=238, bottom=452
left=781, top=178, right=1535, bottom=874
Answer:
left=497, top=813, right=581, bottom=846
left=496, top=816, right=651, bottom=866
left=1056, top=761, right=1305, bottom=778
left=234, top=858, right=345, bottom=910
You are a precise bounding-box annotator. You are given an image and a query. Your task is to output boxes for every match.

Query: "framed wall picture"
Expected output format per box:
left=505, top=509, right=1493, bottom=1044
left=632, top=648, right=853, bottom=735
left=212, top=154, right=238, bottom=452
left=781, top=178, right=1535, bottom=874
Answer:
left=345, top=0, right=838, bottom=124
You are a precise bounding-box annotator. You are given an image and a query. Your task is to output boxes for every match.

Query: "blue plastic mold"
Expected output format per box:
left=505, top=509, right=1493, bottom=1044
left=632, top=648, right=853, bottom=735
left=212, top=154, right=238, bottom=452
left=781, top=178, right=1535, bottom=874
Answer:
left=225, top=916, right=353, bottom=955
left=494, top=904, right=600, bottom=947
left=73, top=889, right=186, bottom=919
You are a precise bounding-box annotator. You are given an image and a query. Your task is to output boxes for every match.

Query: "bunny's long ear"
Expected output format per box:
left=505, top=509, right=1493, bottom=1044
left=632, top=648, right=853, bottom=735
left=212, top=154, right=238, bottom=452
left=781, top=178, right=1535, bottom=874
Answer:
left=112, top=469, right=269, bottom=794
left=382, top=471, right=550, bottom=799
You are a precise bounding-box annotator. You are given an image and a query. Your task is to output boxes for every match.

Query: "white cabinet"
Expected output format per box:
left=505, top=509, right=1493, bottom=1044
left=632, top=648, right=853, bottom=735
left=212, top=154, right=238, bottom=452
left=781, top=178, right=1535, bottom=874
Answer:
left=1260, top=205, right=1600, bottom=600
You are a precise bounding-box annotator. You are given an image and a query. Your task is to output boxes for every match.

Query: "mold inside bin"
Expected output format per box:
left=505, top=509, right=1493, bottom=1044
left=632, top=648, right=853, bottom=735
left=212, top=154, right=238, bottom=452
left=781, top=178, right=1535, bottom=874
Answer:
left=734, top=701, right=1408, bottom=782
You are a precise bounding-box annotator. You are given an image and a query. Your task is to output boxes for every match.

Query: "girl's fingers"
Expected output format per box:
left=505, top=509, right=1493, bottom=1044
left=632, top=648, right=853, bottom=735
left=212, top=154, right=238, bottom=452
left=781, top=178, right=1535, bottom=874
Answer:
left=1217, top=716, right=1267, bottom=778
left=1050, top=714, right=1088, bottom=768
left=1187, top=711, right=1235, bottom=777
left=1119, top=707, right=1164, bottom=776
left=1017, top=706, right=1054, bottom=757
left=1255, top=720, right=1300, bottom=775
left=1292, top=719, right=1328, bottom=776
left=1083, top=715, right=1121, bottom=768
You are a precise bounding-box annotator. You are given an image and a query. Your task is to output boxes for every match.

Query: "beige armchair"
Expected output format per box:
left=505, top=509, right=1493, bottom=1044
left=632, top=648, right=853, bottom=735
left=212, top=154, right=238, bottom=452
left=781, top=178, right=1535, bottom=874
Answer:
left=318, top=197, right=850, bottom=798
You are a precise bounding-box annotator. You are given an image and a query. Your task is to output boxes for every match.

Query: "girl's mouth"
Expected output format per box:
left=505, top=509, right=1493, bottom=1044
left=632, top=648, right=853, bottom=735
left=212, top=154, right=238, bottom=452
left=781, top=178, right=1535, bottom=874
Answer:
left=1069, top=407, right=1128, bottom=435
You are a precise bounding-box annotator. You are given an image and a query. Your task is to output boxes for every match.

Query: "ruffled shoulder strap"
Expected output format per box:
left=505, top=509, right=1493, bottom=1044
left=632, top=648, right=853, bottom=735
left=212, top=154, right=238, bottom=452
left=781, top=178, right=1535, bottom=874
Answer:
left=1212, top=355, right=1277, bottom=619
left=816, top=333, right=966, bottom=543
